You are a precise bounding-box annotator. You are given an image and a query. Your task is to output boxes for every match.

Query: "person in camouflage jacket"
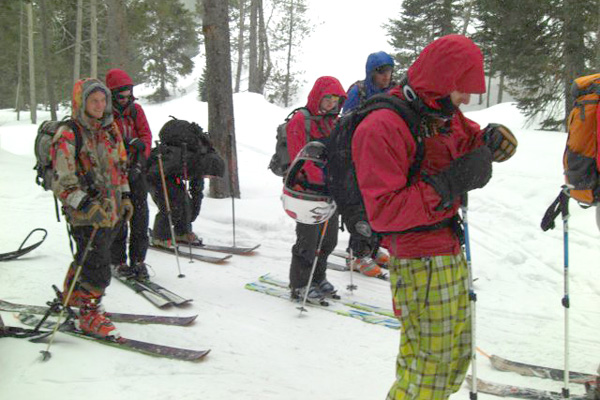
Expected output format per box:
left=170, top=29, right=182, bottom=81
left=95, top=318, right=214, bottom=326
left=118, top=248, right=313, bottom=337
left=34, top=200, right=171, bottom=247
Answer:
left=50, top=78, right=132, bottom=338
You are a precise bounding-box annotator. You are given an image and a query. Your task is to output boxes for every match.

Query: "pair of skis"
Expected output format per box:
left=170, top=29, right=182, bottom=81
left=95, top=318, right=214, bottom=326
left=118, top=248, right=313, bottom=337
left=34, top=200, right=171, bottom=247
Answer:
left=245, top=273, right=399, bottom=329
left=111, top=273, right=193, bottom=308
left=0, top=298, right=209, bottom=361
left=147, top=229, right=260, bottom=264
left=470, top=349, right=599, bottom=400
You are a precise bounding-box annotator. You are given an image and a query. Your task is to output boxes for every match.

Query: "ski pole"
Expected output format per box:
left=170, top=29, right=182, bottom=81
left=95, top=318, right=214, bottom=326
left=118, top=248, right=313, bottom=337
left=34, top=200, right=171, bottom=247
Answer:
left=347, top=247, right=357, bottom=292
left=40, top=225, right=99, bottom=361
left=228, top=132, right=237, bottom=247
left=180, top=143, right=193, bottom=264
left=298, top=218, right=330, bottom=314
left=461, top=194, right=478, bottom=400
left=559, top=186, right=570, bottom=399
left=156, top=142, right=185, bottom=278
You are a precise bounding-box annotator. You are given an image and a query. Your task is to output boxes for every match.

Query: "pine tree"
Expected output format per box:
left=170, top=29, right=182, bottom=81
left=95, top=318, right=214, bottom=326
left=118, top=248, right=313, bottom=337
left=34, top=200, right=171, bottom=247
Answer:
left=136, top=0, right=199, bottom=102
left=385, top=0, right=462, bottom=73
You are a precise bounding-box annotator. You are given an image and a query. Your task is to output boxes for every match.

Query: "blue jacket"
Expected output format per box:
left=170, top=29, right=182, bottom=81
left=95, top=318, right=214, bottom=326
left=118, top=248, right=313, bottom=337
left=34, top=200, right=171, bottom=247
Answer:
left=343, top=51, right=395, bottom=115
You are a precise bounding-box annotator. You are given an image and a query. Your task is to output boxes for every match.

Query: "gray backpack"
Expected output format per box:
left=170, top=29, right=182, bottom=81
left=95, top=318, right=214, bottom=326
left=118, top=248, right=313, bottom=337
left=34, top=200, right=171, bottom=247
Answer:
left=268, top=107, right=316, bottom=177
left=33, top=118, right=81, bottom=191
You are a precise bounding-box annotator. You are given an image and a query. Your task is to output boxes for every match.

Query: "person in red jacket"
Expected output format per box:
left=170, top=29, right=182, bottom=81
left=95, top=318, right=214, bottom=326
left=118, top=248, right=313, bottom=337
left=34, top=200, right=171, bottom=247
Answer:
left=352, top=35, right=517, bottom=399
left=105, top=68, right=153, bottom=281
left=286, top=76, right=346, bottom=302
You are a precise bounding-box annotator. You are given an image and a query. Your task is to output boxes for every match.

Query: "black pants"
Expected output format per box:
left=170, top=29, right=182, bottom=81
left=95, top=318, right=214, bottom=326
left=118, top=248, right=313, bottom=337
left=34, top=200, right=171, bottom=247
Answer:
left=149, top=178, right=193, bottom=240
left=71, top=225, right=119, bottom=290
left=289, top=214, right=338, bottom=289
left=110, top=176, right=149, bottom=265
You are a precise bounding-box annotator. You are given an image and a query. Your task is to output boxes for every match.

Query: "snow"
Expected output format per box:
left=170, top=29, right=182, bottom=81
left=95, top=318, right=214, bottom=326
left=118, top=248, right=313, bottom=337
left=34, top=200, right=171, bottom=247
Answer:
left=1, top=3, right=599, bottom=399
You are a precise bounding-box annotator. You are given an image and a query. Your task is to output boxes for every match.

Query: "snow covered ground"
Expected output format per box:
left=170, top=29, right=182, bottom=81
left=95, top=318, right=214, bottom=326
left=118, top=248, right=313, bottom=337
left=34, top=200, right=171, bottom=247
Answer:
left=1, top=2, right=599, bottom=397
left=1, top=87, right=599, bottom=400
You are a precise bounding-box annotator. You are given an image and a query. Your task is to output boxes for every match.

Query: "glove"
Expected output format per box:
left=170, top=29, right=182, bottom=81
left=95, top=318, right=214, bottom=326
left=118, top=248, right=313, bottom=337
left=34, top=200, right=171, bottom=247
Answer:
left=424, top=146, right=493, bottom=208
left=128, top=138, right=146, bottom=155
left=119, top=197, right=134, bottom=222
left=80, top=200, right=111, bottom=228
left=483, top=123, right=517, bottom=162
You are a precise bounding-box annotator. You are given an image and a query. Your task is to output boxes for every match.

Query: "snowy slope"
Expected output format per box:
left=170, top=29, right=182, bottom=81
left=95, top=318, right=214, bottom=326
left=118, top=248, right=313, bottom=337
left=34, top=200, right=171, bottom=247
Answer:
left=1, top=88, right=599, bottom=400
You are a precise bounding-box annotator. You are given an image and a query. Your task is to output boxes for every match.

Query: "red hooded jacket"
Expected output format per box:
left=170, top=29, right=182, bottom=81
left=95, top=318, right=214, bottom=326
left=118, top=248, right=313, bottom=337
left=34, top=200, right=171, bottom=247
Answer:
left=286, top=76, right=346, bottom=183
left=352, top=35, right=488, bottom=258
left=105, top=69, right=152, bottom=159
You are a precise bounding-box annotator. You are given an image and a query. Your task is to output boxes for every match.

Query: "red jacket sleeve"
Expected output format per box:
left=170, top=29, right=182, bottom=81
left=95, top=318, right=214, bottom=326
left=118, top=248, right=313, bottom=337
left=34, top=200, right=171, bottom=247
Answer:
left=352, top=109, right=459, bottom=232
left=133, top=104, right=152, bottom=158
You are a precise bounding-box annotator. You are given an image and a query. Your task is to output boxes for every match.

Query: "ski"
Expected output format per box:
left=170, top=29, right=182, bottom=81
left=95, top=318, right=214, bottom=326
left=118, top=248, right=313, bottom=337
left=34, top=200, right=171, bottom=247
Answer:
left=258, top=273, right=396, bottom=318
left=478, top=349, right=598, bottom=383
left=0, top=228, right=48, bottom=262
left=467, top=376, right=589, bottom=400
left=245, top=281, right=400, bottom=330
left=149, top=244, right=232, bottom=263
left=18, top=313, right=210, bottom=362
left=187, top=242, right=260, bottom=255
left=148, top=229, right=258, bottom=255
left=332, top=250, right=389, bottom=268
left=112, top=272, right=192, bottom=308
left=0, top=299, right=197, bottom=326
left=0, top=324, right=53, bottom=340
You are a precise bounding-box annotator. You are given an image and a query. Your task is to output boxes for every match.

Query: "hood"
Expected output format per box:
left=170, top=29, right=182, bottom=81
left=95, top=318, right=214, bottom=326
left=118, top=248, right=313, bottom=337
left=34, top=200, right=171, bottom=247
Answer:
left=407, top=35, right=485, bottom=103
left=365, top=51, right=395, bottom=96
left=72, top=78, right=114, bottom=130
left=306, top=76, right=347, bottom=115
left=105, top=68, right=134, bottom=91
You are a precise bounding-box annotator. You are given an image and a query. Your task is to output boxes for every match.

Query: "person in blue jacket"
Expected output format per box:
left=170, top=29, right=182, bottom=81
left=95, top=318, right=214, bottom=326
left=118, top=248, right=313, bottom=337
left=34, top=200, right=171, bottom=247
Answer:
left=341, top=51, right=396, bottom=277
left=342, top=51, right=396, bottom=115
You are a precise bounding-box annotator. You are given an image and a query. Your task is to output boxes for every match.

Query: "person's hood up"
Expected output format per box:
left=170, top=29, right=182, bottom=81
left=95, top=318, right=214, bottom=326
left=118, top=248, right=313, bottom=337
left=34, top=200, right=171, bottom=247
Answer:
left=105, top=68, right=134, bottom=92
left=407, top=35, right=485, bottom=104
left=72, top=78, right=114, bottom=130
left=365, top=51, right=395, bottom=96
left=305, top=76, right=347, bottom=115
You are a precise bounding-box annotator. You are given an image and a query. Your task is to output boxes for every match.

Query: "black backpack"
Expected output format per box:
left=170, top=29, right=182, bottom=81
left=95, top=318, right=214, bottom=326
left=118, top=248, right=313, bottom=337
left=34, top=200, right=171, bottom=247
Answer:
left=34, top=118, right=82, bottom=191
left=326, top=94, right=424, bottom=256
left=268, top=107, right=322, bottom=177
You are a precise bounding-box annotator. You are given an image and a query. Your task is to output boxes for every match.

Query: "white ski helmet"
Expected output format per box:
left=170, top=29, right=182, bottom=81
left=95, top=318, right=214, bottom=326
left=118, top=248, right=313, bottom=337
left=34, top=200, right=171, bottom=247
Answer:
left=281, top=141, right=336, bottom=225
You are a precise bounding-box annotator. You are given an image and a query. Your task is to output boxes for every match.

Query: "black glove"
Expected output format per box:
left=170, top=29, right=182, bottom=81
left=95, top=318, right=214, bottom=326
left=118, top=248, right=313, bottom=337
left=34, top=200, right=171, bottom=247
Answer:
left=424, top=146, right=493, bottom=208
left=128, top=138, right=146, bottom=155
left=483, top=123, right=517, bottom=162
left=189, top=151, right=225, bottom=178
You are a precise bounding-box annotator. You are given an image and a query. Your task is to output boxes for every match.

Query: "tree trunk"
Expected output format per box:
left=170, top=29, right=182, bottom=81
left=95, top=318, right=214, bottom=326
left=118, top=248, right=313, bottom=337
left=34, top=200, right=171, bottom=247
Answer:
left=234, top=0, right=246, bottom=93
left=202, top=0, right=240, bottom=198
left=40, top=0, right=57, bottom=121
left=257, top=0, right=271, bottom=93
left=562, top=0, right=586, bottom=124
left=283, top=0, right=295, bottom=107
left=15, top=2, right=24, bottom=120
left=107, top=0, right=128, bottom=69
left=461, top=0, right=473, bottom=35
left=90, top=0, right=98, bottom=78
left=26, top=1, right=36, bottom=124
left=73, top=0, right=83, bottom=84
left=248, top=0, right=259, bottom=93
left=497, top=72, right=504, bottom=104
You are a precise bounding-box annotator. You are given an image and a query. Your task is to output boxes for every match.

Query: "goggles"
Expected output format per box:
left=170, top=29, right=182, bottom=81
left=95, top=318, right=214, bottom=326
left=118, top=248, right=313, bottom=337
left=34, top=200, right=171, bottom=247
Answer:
left=374, top=65, right=393, bottom=74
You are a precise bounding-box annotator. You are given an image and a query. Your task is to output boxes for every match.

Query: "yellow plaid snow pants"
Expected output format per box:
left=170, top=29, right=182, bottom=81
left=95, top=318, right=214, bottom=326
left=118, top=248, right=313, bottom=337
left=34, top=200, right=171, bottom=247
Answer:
left=386, top=254, right=472, bottom=400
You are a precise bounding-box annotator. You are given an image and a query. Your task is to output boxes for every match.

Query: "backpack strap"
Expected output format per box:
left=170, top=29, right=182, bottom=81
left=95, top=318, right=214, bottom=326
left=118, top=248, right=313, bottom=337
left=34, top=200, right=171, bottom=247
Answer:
left=357, top=94, right=424, bottom=181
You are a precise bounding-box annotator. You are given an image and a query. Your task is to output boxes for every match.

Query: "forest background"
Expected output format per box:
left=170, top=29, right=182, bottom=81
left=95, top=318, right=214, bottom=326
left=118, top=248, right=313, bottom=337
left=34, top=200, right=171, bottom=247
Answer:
left=1, top=0, right=599, bottom=196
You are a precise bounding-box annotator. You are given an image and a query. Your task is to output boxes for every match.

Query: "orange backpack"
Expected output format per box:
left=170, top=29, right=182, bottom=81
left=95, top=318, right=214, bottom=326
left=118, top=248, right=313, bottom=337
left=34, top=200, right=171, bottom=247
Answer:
left=563, top=73, right=600, bottom=206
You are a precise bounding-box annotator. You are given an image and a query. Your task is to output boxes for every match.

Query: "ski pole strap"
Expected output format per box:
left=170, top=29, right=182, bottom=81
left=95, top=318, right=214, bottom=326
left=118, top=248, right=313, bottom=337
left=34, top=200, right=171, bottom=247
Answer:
left=541, top=189, right=570, bottom=231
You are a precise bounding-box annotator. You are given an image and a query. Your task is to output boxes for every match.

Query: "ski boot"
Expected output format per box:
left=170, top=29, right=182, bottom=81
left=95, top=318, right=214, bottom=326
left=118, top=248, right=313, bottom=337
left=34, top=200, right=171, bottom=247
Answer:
left=291, top=284, right=328, bottom=306
left=352, top=256, right=383, bottom=278
left=316, top=279, right=340, bottom=300
left=77, top=299, right=120, bottom=339
left=175, top=232, right=202, bottom=246
left=151, top=237, right=172, bottom=249
left=373, top=249, right=390, bottom=267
